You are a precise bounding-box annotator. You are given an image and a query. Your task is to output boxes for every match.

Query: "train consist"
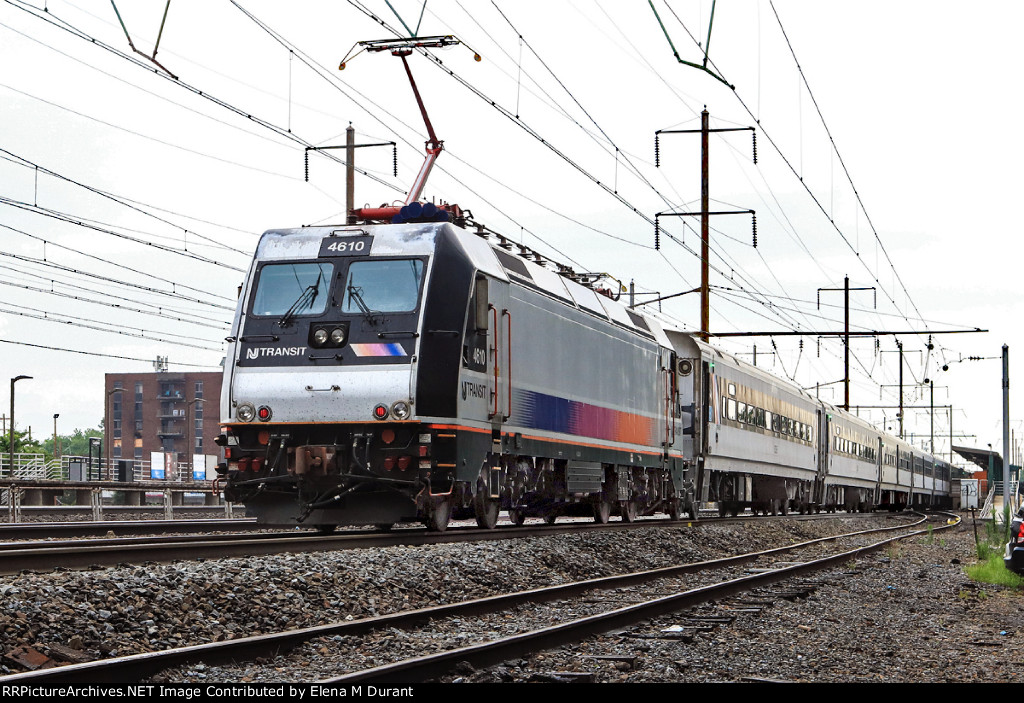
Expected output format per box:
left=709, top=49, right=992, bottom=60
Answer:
left=216, top=213, right=952, bottom=531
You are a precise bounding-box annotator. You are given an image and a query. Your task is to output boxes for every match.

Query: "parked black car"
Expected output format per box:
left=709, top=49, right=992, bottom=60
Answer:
left=1003, top=507, right=1024, bottom=574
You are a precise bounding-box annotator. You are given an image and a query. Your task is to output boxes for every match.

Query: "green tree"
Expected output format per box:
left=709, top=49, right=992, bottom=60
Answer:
left=39, top=426, right=103, bottom=459
left=0, top=428, right=45, bottom=456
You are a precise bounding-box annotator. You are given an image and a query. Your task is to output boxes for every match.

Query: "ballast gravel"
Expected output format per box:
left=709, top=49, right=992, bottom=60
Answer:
left=438, top=520, right=1024, bottom=684
left=0, top=514, right=1020, bottom=683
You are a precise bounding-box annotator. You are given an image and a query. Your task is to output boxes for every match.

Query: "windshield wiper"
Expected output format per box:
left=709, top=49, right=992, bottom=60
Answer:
left=346, top=284, right=383, bottom=326
left=278, top=271, right=323, bottom=327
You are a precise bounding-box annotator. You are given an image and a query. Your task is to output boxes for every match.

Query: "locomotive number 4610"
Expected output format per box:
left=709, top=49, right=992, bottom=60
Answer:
left=319, top=236, right=374, bottom=257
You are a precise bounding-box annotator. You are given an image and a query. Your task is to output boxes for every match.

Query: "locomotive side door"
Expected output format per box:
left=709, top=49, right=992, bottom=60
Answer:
left=487, top=280, right=512, bottom=432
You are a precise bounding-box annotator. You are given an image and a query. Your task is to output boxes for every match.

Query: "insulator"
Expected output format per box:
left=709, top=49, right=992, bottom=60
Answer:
left=655, top=133, right=660, bottom=168
left=392, top=145, right=398, bottom=177
left=304, top=149, right=309, bottom=182
left=751, top=213, right=758, bottom=248
left=799, top=338, right=804, bottom=352
left=817, top=337, right=821, bottom=358
left=752, top=131, right=758, bottom=164
left=654, top=215, right=661, bottom=250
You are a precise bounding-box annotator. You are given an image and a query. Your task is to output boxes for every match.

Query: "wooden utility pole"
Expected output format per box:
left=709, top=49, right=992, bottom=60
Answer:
left=303, top=124, right=395, bottom=223
left=346, top=124, right=356, bottom=223
left=817, top=276, right=874, bottom=410
left=655, top=110, right=756, bottom=341
left=897, top=340, right=904, bottom=439
left=700, top=109, right=710, bottom=341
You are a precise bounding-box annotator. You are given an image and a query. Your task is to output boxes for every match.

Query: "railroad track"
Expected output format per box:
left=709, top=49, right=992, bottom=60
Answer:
left=0, top=511, right=884, bottom=575
left=0, top=512, right=952, bottom=683
left=0, top=518, right=258, bottom=541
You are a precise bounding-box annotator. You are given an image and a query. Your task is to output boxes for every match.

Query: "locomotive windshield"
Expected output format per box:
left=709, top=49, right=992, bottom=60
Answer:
left=251, top=262, right=332, bottom=317
left=342, top=259, right=424, bottom=313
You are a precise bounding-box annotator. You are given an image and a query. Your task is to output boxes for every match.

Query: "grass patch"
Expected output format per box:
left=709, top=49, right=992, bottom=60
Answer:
left=966, top=513, right=1024, bottom=589
left=966, top=552, right=1024, bottom=589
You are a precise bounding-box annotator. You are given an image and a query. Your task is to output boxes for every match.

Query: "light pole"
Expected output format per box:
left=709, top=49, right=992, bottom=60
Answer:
left=1002, top=345, right=1010, bottom=519
left=186, top=398, right=206, bottom=481
left=8, top=375, right=32, bottom=478
left=53, top=413, right=60, bottom=462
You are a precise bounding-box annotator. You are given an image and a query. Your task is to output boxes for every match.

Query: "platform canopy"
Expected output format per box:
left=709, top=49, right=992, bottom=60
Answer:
left=953, top=445, right=1003, bottom=475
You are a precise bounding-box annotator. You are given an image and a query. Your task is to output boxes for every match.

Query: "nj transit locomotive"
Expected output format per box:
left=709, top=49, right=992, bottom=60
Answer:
left=217, top=214, right=951, bottom=530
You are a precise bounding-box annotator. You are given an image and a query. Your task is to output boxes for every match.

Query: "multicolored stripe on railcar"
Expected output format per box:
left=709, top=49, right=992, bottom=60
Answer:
left=511, top=388, right=660, bottom=447
left=349, top=343, right=408, bottom=357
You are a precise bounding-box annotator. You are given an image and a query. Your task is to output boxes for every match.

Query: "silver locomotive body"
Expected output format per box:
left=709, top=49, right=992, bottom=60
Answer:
left=219, top=221, right=691, bottom=530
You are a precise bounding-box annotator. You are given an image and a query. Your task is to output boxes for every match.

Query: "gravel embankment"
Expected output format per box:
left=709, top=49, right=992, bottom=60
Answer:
left=439, top=519, right=1024, bottom=683
left=1, top=515, right=1017, bottom=682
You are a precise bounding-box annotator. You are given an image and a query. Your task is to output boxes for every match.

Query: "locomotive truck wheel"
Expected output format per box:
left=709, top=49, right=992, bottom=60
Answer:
left=544, top=512, right=558, bottom=525
left=669, top=499, right=682, bottom=521
left=620, top=500, right=638, bottom=523
left=473, top=487, right=500, bottom=530
left=593, top=499, right=612, bottom=524
left=686, top=501, right=697, bottom=520
left=427, top=496, right=452, bottom=532
left=509, top=508, right=527, bottom=526
left=375, top=523, right=395, bottom=532
left=316, top=525, right=337, bottom=535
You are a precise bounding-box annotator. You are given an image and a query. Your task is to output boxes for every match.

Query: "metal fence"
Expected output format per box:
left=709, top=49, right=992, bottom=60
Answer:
left=0, top=453, right=213, bottom=483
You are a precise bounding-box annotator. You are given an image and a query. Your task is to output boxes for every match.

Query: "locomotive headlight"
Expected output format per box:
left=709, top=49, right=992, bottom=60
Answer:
left=237, top=403, right=256, bottom=422
left=312, top=328, right=329, bottom=346
left=330, top=327, right=346, bottom=345
left=391, top=401, right=411, bottom=420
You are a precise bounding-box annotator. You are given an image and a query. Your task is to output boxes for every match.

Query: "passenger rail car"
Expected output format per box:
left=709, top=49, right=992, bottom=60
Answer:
left=659, top=337, right=953, bottom=516
left=218, top=218, right=952, bottom=529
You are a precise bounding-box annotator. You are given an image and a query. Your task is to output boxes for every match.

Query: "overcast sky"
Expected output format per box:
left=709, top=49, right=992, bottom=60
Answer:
left=1, top=0, right=1021, bottom=467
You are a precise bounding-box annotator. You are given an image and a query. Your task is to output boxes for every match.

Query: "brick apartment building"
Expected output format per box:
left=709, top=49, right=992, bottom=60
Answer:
left=103, top=370, right=222, bottom=473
